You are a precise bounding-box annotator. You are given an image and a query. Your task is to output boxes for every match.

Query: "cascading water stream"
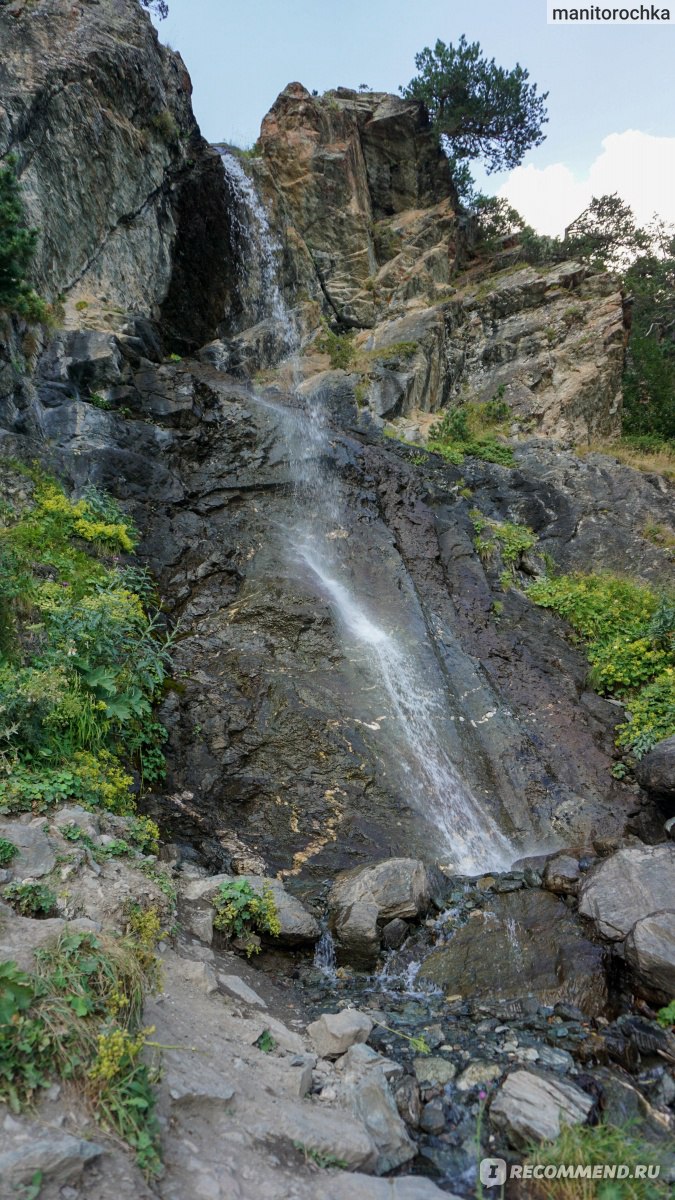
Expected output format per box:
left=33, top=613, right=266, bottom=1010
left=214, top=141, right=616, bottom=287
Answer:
left=219, top=151, right=514, bottom=874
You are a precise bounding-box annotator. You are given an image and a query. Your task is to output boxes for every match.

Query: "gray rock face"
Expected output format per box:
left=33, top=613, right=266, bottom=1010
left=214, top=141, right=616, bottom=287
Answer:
left=0, top=1134, right=102, bottom=1191
left=0, top=821, right=55, bottom=879
left=625, top=910, right=675, bottom=1002
left=543, top=854, right=582, bottom=895
left=490, top=1070, right=593, bottom=1146
left=307, top=1010, right=374, bottom=1058
left=417, top=889, right=607, bottom=1016
left=636, top=736, right=675, bottom=797
left=578, top=845, right=675, bottom=940
left=0, top=0, right=230, bottom=347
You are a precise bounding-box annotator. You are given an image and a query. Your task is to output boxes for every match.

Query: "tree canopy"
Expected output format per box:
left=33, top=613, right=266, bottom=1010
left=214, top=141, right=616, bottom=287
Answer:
left=402, top=35, right=548, bottom=175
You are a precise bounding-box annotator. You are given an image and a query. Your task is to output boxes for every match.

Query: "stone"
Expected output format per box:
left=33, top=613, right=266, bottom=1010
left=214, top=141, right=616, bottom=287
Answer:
left=0, top=1135, right=102, bottom=1189
left=490, top=1070, right=594, bottom=1146
left=51, top=807, right=100, bottom=840
left=307, top=1010, right=374, bottom=1058
left=329, top=858, right=432, bottom=966
left=543, top=854, right=581, bottom=896
left=625, top=910, right=675, bottom=1002
left=337, top=1043, right=402, bottom=1081
left=420, top=1098, right=446, bottom=1134
left=413, top=1056, right=457, bottom=1086
left=181, top=873, right=320, bottom=946
left=455, top=1062, right=503, bottom=1092
left=0, top=910, right=99, bottom=973
left=417, top=889, right=607, bottom=1016
left=177, top=959, right=218, bottom=995
left=578, top=845, right=675, bottom=940
left=217, top=973, right=268, bottom=1009
left=382, top=917, right=409, bottom=949
left=394, top=1075, right=422, bottom=1128
left=314, top=1174, right=453, bottom=1199
left=635, top=735, right=675, bottom=796
left=343, top=1063, right=416, bottom=1174
left=0, top=821, right=55, bottom=879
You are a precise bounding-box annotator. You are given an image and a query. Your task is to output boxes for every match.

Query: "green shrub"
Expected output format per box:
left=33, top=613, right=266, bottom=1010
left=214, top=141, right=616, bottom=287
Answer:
left=0, top=155, right=48, bottom=322
left=656, top=1000, right=675, bottom=1028
left=316, top=325, right=355, bottom=370
left=3, top=881, right=57, bottom=917
left=527, top=572, right=675, bottom=758
left=0, top=465, right=171, bottom=816
left=0, top=931, right=161, bottom=1173
left=212, top=879, right=281, bottom=957
left=0, top=836, right=18, bottom=865
left=522, top=1120, right=667, bottom=1198
left=469, top=510, right=536, bottom=576
left=427, top=402, right=515, bottom=467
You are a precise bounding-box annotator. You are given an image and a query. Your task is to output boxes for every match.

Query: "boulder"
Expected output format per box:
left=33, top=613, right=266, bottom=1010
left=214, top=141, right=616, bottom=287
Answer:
left=417, top=889, right=607, bottom=1016
left=328, top=858, right=433, bottom=967
left=455, top=1062, right=503, bottom=1092
left=0, top=1135, right=102, bottom=1190
left=635, top=735, right=675, bottom=797
left=339, top=1049, right=416, bottom=1174
left=490, top=1070, right=593, bottom=1146
left=0, top=821, right=55, bottom=880
left=413, top=1057, right=457, bottom=1086
left=543, top=854, right=581, bottom=895
left=307, top=1010, right=374, bottom=1058
left=625, top=910, right=675, bottom=1002
left=181, top=873, right=320, bottom=947
left=578, top=845, right=675, bottom=940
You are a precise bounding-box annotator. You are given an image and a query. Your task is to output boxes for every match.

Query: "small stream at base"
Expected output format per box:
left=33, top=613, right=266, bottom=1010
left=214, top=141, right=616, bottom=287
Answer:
left=219, top=150, right=515, bottom=874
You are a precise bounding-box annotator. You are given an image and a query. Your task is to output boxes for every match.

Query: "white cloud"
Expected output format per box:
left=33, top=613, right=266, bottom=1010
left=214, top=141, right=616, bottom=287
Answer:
left=498, top=130, right=675, bottom=236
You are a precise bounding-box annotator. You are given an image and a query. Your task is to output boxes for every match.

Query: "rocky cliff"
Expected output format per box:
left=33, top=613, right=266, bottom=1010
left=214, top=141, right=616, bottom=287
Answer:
left=1, top=4, right=674, bottom=1197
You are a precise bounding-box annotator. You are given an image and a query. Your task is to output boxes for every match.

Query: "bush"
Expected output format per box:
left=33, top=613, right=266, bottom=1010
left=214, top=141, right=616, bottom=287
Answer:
left=316, top=325, right=355, bottom=370
left=0, top=464, right=171, bottom=814
left=212, top=879, right=281, bottom=957
left=521, top=1120, right=668, bottom=1199
left=527, top=572, right=675, bottom=758
left=427, top=402, right=515, bottom=467
left=0, top=156, right=47, bottom=321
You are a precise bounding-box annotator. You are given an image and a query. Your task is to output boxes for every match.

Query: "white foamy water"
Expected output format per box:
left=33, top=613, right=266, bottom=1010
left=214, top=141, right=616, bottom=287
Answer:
left=218, top=150, right=515, bottom=874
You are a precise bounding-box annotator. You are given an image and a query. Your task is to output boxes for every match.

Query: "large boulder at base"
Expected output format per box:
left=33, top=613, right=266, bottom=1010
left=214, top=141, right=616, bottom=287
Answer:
left=578, top=845, right=675, bottom=941
left=181, top=873, right=320, bottom=946
left=625, top=910, right=675, bottom=1003
left=328, top=858, right=434, bottom=968
left=635, top=736, right=675, bottom=797
left=490, top=1070, right=593, bottom=1147
left=417, top=889, right=607, bottom=1016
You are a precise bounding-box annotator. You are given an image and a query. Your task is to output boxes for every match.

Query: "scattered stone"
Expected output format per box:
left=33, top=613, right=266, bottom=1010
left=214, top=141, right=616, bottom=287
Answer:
left=0, top=1135, right=102, bottom=1189
left=51, top=807, right=100, bottom=840
left=177, top=958, right=218, bottom=994
left=337, top=1043, right=402, bottom=1081
left=308, top=1010, right=374, bottom=1058
left=625, top=910, right=675, bottom=1001
left=455, top=1062, right=502, bottom=1092
left=543, top=854, right=581, bottom=896
left=578, top=845, right=675, bottom=940
left=217, top=973, right=268, bottom=1009
left=490, top=1070, right=593, bottom=1146
left=413, top=1056, right=457, bottom=1086
left=314, top=1173, right=455, bottom=1199
left=420, top=1098, right=446, bottom=1134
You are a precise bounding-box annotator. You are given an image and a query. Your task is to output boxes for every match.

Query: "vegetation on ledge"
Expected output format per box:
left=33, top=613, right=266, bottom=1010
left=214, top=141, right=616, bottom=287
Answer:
left=0, top=462, right=171, bottom=815
left=427, top=398, right=515, bottom=467
left=527, top=572, right=675, bottom=760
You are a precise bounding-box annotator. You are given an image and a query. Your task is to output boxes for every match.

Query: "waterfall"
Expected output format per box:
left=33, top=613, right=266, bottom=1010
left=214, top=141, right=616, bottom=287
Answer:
left=219, top=151, right=514, bottom=874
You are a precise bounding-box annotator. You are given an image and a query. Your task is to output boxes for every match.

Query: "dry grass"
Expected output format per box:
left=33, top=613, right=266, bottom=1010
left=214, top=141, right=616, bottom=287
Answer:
left=577, top=439, right=675, bottom=482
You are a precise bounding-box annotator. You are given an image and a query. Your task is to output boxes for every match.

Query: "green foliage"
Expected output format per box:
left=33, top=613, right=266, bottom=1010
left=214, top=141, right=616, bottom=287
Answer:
left=427, top=403, right=514, bottom=466
left=0, top=931, right=161, bottom=1173
left=523, top=1120, right=668, bottom=1199
left=469, top=510, right=536, bottom=577
left=527, top=572, right=675, bottom=758
left=622, top=224, right=675, bottom=441
left=0, top=961, right=35, bottom=1026
left=3, top=881, right=57, bottom=917
left=0, top=836, right=18, bottom=865
left=0, top=155, right=47, bottom=322
left=402, top=35, right=548, bottom=175
left=0, top=466, right=170, bottom=821
left=255, top=1029, right=277, bottom=1053
left=149, top=109, right=179, bottom=143
left=212, top=879, right=281, bottom=957
left=293, top=1142, right=348, bottom=1170
left=316, top=325, right=355, bottom=370
left=656, top=1000, right=675, bottom=1028
left=366, top=340, right=419, bottom=365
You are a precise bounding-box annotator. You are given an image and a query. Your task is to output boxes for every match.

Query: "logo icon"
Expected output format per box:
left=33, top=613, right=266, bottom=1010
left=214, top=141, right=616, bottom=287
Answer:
left=480, top=1158, right=507, bottom=1188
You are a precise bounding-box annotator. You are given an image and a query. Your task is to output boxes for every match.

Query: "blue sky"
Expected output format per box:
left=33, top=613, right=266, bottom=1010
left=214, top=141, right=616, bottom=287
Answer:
left=155, top=0, right=675, bottom=233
